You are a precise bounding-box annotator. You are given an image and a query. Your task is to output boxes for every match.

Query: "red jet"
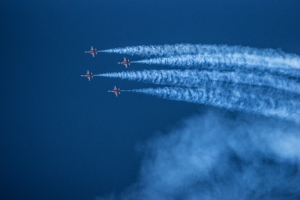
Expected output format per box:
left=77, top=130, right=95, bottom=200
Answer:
left=81, top=70, right=93, bottom=81
left=118, top=57, right=130, bottom=68
left=85, top=46, right=98, bottom=57
left=108, top=86, right=121, bottom=97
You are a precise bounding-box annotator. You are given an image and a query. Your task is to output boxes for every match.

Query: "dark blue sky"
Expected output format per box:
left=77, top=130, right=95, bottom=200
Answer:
left=1, top=1, right=300, bottom=200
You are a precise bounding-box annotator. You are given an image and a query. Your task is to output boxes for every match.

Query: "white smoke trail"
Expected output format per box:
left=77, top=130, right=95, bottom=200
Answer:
left=132, top=54, right=300, bottom=72
left=100, top=44, right=283, bottom=57
left=100, top=44, right=300, bottom=70
left=96, top=70, right=300, bottom=94
left=123, top=87, right=300, bottom=123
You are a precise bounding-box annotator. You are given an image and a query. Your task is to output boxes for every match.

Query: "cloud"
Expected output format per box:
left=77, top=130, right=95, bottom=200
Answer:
left=101, top=111, right=300, bottom=200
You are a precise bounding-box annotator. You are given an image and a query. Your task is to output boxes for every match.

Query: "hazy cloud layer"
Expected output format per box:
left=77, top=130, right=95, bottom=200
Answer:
left=100, top=111, right=300, bottom=200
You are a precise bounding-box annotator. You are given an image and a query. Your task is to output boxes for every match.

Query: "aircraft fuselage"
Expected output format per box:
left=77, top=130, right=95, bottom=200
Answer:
left=120, top=61, right=130, bottom=64
left=83, top=75, right=92, bottom=77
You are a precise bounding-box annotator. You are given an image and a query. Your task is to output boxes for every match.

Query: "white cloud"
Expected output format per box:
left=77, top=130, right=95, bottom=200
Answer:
left=102, top=111, right=300, bottom=199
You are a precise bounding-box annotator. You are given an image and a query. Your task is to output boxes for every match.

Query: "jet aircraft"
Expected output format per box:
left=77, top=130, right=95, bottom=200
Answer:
left=81, top=70, right=93, bottom=81
left=85, top=46, right=98, bottom=57
left=108, top=86, right=121, bottom=97
left=118, top=57, right=130, bottom=68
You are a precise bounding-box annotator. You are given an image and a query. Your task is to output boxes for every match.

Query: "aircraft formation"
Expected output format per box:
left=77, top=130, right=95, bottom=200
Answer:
left=81, top=46, right=131, bottom=97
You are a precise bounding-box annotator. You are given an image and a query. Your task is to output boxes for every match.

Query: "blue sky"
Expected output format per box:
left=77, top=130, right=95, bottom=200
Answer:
left=1, top=1, right=300, bottom=200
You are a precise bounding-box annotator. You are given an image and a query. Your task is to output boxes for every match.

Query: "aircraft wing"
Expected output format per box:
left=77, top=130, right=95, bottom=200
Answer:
left=114, top=86, right=117, bottom=90
left=115, top=93, right=118, bottom=97
left=124, top=57, right=126, bottom=61
left=91, top=46, right=94, bottom=50
left=92, top=53, right=95, bottom=57
left=125, top=64, right=128, bottom=68
left=88, top=77, right=91, bottom=81
left=87, top=70, right=89, bottom=74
